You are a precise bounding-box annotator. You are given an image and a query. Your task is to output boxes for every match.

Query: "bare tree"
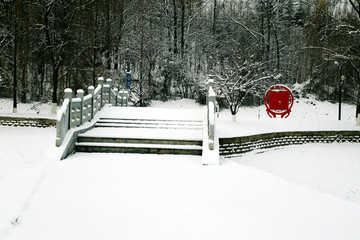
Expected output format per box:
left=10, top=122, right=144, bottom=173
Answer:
left=211, top=58, right=273, bottom=122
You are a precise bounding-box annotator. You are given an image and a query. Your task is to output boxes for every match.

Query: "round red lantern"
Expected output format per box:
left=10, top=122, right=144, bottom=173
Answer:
left=264, top=85, right=294, bottom=118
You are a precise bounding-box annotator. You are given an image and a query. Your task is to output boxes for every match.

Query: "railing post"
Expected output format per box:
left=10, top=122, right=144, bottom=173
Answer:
left=119, top=91, right=124, bottom=106
left=207, top=79, right=214, bottom=105
left=208, top=86, right=216, bottom=150
left=88, top=86, right=95, bottom=119
left=106, top=78, right=112, bottom=87
left=106, top=78, right=112, bottom=104
left=98, top=77, right=104, bottom=107
left=206, top=79, right=214, bottom=121
left=77, top=89, right=84, bottom=125
left=124, top=91, right=129, bottom=106
left=64, top=88, right=72, bottom=130
left=114, top=88, right=119, bottom=106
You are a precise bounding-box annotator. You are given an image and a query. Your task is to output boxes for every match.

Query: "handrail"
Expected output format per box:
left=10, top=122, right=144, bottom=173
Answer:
left=55, top=77, right=129, bottom=147
left=56, top=98, right=70, bottom=146
left=202, top=79, right=219, bottom=165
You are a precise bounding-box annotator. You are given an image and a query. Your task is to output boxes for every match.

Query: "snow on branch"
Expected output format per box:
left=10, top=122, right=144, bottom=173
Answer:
left=209, top=59, right=273, bottom=118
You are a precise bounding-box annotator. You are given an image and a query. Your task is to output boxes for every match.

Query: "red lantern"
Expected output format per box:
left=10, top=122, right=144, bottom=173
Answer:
left=264, top=85, right=294, bottom=118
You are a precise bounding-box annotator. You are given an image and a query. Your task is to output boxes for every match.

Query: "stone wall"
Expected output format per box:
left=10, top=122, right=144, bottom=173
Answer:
left=219, top=131, right=360, bottom=157
left=0, top=116, right=56, bottom=128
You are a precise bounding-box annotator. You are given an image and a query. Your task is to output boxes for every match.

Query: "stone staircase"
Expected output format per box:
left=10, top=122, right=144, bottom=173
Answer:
left=75, top=107, right=204, bottom=155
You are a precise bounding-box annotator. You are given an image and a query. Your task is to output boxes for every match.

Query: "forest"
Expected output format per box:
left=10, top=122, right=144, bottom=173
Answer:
left=0, top=0, right=360, bottom=115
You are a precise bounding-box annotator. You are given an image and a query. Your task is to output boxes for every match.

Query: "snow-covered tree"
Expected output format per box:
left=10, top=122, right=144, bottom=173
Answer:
left=211, top=58, right=274, bottom=122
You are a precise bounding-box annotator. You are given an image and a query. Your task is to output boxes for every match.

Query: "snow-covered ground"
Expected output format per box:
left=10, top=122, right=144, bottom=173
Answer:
left=218, top=96, right=358, bottom=137
left=0, top=127, right=55, bottom=239
left=0, top=99, right=58, bottom=119
left=1, top=97, right=360, bottom=240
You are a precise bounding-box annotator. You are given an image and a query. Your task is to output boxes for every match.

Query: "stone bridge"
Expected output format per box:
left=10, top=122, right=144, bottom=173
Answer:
left=55, top=77, right=219, bottom=165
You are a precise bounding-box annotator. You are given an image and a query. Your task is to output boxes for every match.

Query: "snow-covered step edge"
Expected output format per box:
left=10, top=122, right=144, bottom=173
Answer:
left=100, top=107, right=204, bottom=121
left=76, top=142, right=203, bottom=150
left=95, top=123, right=202, bottom=130
left=97, top=120, right=203, bottom=126
left=79, top=127, right=203, bottom=141
left=99, top=118, right=203, bottom=124
left=75, top=142, right=203, bottom=155
left=77, top=135, right=203, bottom=146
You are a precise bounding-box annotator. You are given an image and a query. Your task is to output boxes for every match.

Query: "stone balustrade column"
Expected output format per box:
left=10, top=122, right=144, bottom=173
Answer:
left=88, top=86, right=95, bottom=118
left=77, top=89, right=84, bottom=125
left=124, top=91, right=129, bottom=106
left=119, top=90, right=124, bottom=106
left=114, top=88, right=119, bottom=106
left=64, top=88, right=73, bottom=130
left=98, top=77, right=104, bottom=107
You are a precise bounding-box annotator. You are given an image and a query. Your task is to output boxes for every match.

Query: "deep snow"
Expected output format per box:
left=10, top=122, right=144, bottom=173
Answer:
left=0, top=97, right=360, bottom=240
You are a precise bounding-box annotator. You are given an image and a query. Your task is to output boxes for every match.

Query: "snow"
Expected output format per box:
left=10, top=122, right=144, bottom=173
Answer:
left=0, top=127, right=55, bottom=239
left=1, top=97, right=360, bottom=240
left=218, top=96, right=358, bottom=137
left=0, top=99, right=58, bottom=119
left=81, top=127, right=203, bottom=140
left=4, top=153, right=360, bottom=240
left=235, top=143, right=360, bottom=203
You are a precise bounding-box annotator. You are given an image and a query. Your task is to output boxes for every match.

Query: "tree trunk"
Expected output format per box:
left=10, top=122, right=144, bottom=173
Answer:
left=105, top=0, right=111, bottom=70
left=266, top=0, right=271, bottom=63
left=20, top=64, right=26, bottom=103
left=13, top=0, right=19, bottom=113
left=13, top=22, right=17, bottom=113
left=92, top=2, right=98, bottom=87
left=232, top=114, right=236, bottom=122
left=230, top=104, right=237, bottom=122
left=356, top=77, right=360, bottom=122
left=180, top=0, right=185, bottom=57
left=272, top=24, right=280, bottom=70
left=173, top=0, right=178, bottom=55
left=51, top=65, right=59, bottom=114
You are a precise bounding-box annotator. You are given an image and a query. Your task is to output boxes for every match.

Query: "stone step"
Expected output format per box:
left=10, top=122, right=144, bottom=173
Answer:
left=75, top=142, right=202, bottom=155
left=77, top=135, right=203, bottom=146
left=95, top=123, right=202, bottom=130
left=97, top=118, right=202, bottom=126
left=80, top=127, right=203, bottom=142
left=96, top=118, right=203, bottom=130
left=75, top=115, right=204, bottom=156
left=99, top=118, right=203, bottom=124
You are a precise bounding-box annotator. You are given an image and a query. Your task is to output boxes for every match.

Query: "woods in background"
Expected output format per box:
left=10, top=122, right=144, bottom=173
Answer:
left=0, top=0, right=359, bottom=110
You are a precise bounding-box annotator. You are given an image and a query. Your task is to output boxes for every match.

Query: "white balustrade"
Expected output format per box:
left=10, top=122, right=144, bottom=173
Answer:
left=56, top=77, right=129, bottom=147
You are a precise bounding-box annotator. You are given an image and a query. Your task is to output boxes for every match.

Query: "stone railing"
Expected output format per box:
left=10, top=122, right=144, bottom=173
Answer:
left=207, top=79, right=216, bottom=150
left=219, top=130, right=360, bottom=157
left=56, top=77, right=128, bottom=147
left=202, top=79, right=219, bottom=165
